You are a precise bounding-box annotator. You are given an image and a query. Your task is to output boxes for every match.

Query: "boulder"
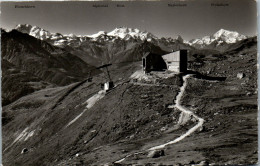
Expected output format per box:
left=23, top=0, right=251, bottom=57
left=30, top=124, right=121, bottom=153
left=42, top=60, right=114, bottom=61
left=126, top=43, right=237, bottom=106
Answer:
left=21, top=148, right=28, bottom=154
left=189, top=160, right=196, bottom=164
left=141, top=94, right=149, bottom=99
left=147, top=149, right=165, bottom=158
left=200, top=126, right=206, bottom=132
left=199, top=160, right=209, bottom=165
left=237, top=73, right=245, bottom=79
left=160, top=127, right=167, bottom=132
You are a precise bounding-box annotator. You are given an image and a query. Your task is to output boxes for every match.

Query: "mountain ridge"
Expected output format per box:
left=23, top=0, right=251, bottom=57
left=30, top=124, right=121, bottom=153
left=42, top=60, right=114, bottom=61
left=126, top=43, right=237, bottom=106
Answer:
left=1, top=29, right=99, bottom=104
left=188, top=29, right=247, bottom=50
left=15, top=24, right=248, bottom=48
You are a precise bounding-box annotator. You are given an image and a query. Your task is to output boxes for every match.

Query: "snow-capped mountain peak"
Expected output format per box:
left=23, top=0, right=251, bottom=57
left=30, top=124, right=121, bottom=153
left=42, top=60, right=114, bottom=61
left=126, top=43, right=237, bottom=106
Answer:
left=68, top=33, right=77, bottom=38
left=87, top=31, right=107, bottom=38
left=15, top=24, right=84, bottom=46
left=15, top=24, right=51, bottom=40
left=188, top=29, right=247, bottom=49
left=213, top=29, right=246, bottom=43
left=15, top=24, right=32, bottom=34
left=30, top=26, right=51, bottom=40
left=107, top=27, right=157, bottom=40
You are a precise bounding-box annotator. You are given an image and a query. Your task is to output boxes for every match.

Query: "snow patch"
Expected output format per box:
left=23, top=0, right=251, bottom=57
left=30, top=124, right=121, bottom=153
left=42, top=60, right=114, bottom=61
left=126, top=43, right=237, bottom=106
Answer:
left=24, top=130, right=35, bottom=141
left=13, top=127, right=29, bottom=144
left=130, top=70, right=150, bottom=81
left=66, top=90, right=106, bottom=127
left=66, top=111, right=86, bottom=127
left=4, top=128, right=36, bottom=152
left=84, top=90, right=106, bottom=109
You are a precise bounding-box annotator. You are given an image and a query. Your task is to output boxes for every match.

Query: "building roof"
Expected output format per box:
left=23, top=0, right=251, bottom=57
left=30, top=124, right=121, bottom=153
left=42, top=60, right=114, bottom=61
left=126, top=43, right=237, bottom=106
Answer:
left=143, top=50, right=187, bottom=59
left=142, top=52, right=163, bottom=58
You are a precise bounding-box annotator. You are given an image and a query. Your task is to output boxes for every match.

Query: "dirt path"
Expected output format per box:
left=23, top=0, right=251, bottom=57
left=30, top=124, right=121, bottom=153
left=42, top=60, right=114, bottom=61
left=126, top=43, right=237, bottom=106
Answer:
left=149, top=75, right=204, bottom=150
left=115, top=74, right=205, bottom=163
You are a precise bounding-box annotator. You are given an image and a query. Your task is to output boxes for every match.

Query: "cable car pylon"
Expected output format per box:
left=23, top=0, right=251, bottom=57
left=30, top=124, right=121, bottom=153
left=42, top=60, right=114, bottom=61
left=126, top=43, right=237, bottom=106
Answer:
left=96, top=63, right=114, bottom=91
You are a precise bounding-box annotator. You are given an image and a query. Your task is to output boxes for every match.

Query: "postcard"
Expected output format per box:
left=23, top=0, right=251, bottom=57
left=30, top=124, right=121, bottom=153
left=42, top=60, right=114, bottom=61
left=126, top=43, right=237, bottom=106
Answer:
left=0, top=0, right=258, bottom=165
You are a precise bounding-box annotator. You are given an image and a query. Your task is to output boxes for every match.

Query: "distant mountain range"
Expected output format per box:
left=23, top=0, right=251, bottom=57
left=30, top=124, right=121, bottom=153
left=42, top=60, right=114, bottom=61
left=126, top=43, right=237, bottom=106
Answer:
left=13, top=24, right=251, bottom=68
left=15, top=24, right=248, bottom=51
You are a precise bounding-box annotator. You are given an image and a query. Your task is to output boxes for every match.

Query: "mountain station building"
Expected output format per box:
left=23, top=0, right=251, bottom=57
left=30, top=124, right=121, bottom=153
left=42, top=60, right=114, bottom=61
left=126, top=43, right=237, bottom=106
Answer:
left=142, top=50, right=187, bottom=73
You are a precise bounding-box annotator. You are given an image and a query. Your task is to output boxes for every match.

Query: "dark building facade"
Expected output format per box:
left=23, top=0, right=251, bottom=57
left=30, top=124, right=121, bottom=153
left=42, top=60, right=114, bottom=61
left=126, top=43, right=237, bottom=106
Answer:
left=142, top=53, right=167, bottom=73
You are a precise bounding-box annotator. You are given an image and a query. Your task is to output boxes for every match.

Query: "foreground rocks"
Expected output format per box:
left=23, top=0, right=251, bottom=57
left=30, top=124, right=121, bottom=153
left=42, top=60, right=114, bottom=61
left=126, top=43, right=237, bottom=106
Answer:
left=147, top=149, right=165, bottom=158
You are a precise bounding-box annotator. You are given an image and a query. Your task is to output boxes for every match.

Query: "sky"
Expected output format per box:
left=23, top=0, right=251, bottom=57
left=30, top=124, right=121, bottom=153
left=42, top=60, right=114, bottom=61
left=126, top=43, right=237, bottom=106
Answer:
left=0, top=0, right=257, bottom=40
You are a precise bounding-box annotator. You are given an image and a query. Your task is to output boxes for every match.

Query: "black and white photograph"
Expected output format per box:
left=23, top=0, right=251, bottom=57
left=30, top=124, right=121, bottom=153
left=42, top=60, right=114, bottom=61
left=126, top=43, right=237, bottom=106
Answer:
left=0, top=0, right=258, bottom=165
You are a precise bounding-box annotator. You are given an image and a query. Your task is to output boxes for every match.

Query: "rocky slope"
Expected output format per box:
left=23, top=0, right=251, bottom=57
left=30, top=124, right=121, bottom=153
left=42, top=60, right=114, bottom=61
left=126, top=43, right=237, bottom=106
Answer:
left=1, top=59, right=52, bottom=106
left=1, top=29, right=98, bottom=105
left=2, top=31, right=257, bottom=165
